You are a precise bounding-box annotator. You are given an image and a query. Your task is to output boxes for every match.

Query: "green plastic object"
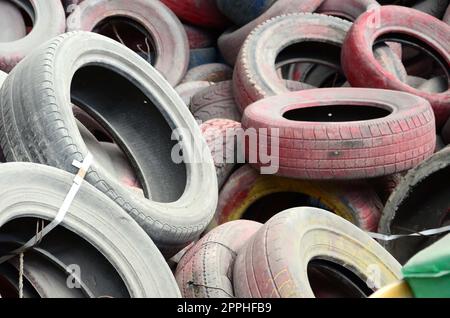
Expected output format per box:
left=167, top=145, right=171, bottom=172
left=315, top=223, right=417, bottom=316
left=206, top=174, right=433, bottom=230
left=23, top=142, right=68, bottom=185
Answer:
left=402, top=234, right=450, bottom=298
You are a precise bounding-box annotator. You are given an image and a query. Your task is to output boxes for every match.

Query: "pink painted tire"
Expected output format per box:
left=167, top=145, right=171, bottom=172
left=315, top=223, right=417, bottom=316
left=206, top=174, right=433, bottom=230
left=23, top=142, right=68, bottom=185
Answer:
left=66, top=0, right=189, bottom=85
left=342, top=5, right=450, bottom=127
left=242, top=88, right=436, bottom=180
left=0, top=0, right=65, bottom=72
left=212, top=165, right=382, bottom=232
left=183, top=24, right=215, bottom=49
left=233, top=13, right=404, bottom=112
left=217, top=0, right=324, bottom=65
left=161, top=0, right=229, bottom=29
left=233, top=208, right=402, bottom=298
left=175, top=220, right=261, bottom=298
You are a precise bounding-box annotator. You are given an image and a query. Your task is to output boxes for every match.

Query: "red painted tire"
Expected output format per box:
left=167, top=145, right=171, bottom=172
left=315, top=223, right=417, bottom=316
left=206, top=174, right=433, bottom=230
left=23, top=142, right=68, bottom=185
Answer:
left=200, top=119, right=242, bottom=188
left=212, top=165, right=382, bottom=232
left=342, top=5, right=450, bottom=127
left=175, top=220, right=261, bottom=298
left=183, top=24, right=215, bottom=49
left=190, top=81, right=241, bottom=123
left=66, top=0, right=189, bottom=85
left=217, top=0, right=324, bottom=65
left=0, top=0, right=65, bottom=72
left=161, top=0, right=229, bottom=29
left=233, top=13, right=404, bottom=111
left=182, top=63, right=233, bottom=83
left=233, top=208, right=402, bottom=298
left=242, top=88, right=436, bottom=180
left=175, top=81, right=213, bottom=105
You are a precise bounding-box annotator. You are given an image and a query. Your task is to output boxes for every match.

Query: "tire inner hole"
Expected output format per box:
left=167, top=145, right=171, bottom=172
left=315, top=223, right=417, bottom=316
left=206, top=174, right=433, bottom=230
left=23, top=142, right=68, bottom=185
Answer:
left=93, top=16, right=157, bottom=64
left=283, top=104, right=391, bottom=122
left=308, top=259, right=373, bottom=298
left=275, top=41, right=346, bottom=88
left=374, top=33, right=450, bottom=92
left=71, top=65, right=187, bottom=203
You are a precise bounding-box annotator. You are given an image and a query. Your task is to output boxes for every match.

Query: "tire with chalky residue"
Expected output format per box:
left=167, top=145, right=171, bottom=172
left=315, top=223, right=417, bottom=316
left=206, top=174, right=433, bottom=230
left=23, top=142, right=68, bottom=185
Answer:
left=242, top=88, right=436, bottom=180
left=175, top=220, right=261, bottom=298
left=175, top=81, right=213, bottom=105
left=182, top=63, right=233, bottom=83
left=233, top=207, right=402, bottom=298
left=210, top=165, right=382, bottom=232
left=342, top=5, right=450, bottom=127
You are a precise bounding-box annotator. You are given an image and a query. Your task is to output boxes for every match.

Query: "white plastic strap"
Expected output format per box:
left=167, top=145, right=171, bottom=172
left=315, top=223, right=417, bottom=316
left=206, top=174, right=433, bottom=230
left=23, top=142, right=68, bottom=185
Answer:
left=368, top=225, right=450, bottom=241
left=0, top=153, right=94, bottom=265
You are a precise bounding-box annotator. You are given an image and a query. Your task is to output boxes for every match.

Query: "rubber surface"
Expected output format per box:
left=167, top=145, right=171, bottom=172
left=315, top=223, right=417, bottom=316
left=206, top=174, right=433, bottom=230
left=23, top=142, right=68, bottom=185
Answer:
left=183, top=24, right=215, bottom=49
left=212, top=165, right=382, bottom=231
left=175, top=81, right=213, bottom=105
left=66, top=0, right=189, bottom=85
left=175, top=220, right=261, bottom=298
left=216, top=0, right=276, bottom=26
left=161, top=0, right=229, bottom=29
left=342, top=5, right=450, bottom=127
left=0, top=0, right=65, bottom=72
left=233, top=208, right=402, bottom=298
left=182, top=63, right=233, bottom=83
left=0, top=32, right=218, bottom=254
left=0, top=162, right=180, bottom=297
left=0, top=0, right=27, bottom=42
left=190, top=81, right=241, bottom=123
left=217, top=0, right=324, bottom=65
left=189, top=47, right=218, bottom=69
left=380, top=147, right=450, bottom=264
left=242, top=88, right=436, bottom=180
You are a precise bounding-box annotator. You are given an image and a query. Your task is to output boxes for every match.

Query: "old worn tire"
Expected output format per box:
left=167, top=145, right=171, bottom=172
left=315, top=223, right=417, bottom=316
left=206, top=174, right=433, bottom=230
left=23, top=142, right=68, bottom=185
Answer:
left=0, top=162, right=180, bottom=297
left=200, top=119, right=242, bottom=189
left=183, top=24, right=215, bottom=49
left=444, top=4, right=450, bottom=24
left=242, top=88, right=436, bottom=179
left=175, top=220, right=261, bottom=298
left=217, top=0, right=324, bottom=65
left=413, top=0, right=449, bottom=19
left=190, top=81, right=241, bottom=122
left=442, top=117, right=450, bottom=144
left=211, top=165, right=382, bottom=232
left=0, top=32, right=218, bottom=255
left=233, top=207, right=402, bottom=298
left=182, top=63, right=232, bottom=84
left=188, top=47, right=218, bottom=69
left=234, top=13, right=405, bottom=111
left=342, top=5, right=450, bottom=127
left=66, top=0, right=189, bottom=86
left=379, top=147, right=450, bottom=264
left=216, top=0, right=276, bottom=26
left=161, top=0, right=229, bottom=29
left=175, top=81, right=213, bottom=105
left=0, top=0, right=65, bottom=72
left=0, top=0, right=27, bottom=42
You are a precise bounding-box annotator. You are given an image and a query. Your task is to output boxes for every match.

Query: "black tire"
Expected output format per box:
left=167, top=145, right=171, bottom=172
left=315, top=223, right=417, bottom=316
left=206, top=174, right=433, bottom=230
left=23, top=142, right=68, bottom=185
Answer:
left=0, top=32, right=218, bottom=255
left=413, top=0, right=449, bottom=19
left=380, top=147, right=450, bottom=264
left=175, top=220, right=261, bottom=298
left=442, top=117, right=450, bottom=144
left=0, top=162, right=180, bottom=297
left=0, top=0, right=65, bottom=72
left=189, top=81, right=241, bottom=123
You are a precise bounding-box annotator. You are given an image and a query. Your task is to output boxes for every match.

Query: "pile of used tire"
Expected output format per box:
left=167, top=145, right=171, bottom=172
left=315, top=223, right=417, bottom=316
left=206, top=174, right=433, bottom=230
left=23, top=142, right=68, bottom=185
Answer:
left=0, top=0, right=448, bottom=298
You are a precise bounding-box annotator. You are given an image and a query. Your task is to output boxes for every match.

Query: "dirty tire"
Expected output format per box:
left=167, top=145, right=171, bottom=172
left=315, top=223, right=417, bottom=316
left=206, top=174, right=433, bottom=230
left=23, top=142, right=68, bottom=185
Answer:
left=175, top=220, right=261, bottom=298
left=175, top=81, right=213, bottom=105
left=200, top=119, right=242, bottom=189
left=233, top=207, right=402, bottom=298
left=189, top=47, right=217, bottom=69
left=217, top=0, right=324, bottom=65
left=242, top=88, right=436, bottom=180
left=211, top=165, right=382, bottom=231
left=190, top=81, right=241, bottom=123
left=182, top=63, right=232, bottom=83
left=0, top=162, right=180, bottom=297
left=0, top=32, right=218, bottom=255
left=0, top=0, right=27, bottom=42
left=0, top=0, right=65, bottom=72
left=413, top=0, right=449, bottom=19
left=183, top=24, right=215, bottom=49
left=444, top=4, right=450, bottom=24
left=66, top=0, right=189, bottom=86
left=161, top=0, right=229, bottom=29
left=216, top=0, right=276, bottom=26
left=342, top=5, right=450, bottom=127
left=442, top=117, right=450, bottom=144
left=379, top=147, right=450, bottom=264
